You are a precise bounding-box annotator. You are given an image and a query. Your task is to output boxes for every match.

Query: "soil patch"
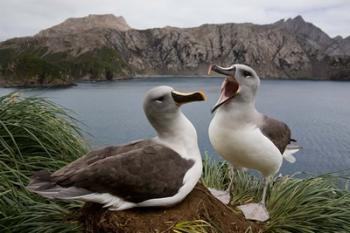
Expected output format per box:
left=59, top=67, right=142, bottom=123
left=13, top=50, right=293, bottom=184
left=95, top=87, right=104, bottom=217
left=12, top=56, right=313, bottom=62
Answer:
left=78, top=183, right=264, bottom=233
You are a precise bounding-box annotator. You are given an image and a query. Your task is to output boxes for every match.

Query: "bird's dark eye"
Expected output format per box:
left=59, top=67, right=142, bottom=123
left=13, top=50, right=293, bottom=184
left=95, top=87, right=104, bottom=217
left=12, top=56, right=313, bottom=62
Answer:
left=243, top=70, right=252, bottom=77
left=154, top=96, right=165, bottom=102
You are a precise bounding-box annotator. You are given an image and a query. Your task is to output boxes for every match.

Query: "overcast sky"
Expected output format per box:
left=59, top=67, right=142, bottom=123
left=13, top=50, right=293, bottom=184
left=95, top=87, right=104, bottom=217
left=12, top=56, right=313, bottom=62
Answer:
left=1, top=0, right=349, bottom=41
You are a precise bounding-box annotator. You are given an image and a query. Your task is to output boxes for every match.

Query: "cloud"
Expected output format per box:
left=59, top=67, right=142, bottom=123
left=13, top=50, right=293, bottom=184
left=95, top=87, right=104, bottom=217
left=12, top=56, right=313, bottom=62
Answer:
left=0, top=0, right=349, bottom=41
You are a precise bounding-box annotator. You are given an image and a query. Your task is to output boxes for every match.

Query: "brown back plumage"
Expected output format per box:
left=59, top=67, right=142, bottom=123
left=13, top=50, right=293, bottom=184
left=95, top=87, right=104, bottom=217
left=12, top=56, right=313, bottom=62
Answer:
left=259, top=116, right=292, bottom=154
left=29, top=140, right=195, bottom=203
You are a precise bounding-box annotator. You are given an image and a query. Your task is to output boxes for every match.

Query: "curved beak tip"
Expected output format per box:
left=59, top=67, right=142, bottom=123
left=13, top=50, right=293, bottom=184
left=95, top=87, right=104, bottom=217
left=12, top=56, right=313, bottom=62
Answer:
left=207, top=64, right=213, bottom=75
left=199, top=90, right=207, bottom=101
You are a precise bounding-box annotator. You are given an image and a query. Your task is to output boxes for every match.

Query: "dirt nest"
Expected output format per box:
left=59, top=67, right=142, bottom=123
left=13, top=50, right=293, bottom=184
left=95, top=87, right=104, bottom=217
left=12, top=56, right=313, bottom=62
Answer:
left=78, top=183, right=263, bottom=233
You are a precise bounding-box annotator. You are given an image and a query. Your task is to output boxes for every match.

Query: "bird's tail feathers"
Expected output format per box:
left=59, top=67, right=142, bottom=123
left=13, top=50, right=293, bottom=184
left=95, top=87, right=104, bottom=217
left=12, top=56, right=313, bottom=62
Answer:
left=283, top=142, right=302, bottom=163
left=27, top=170, right=90, bottom=199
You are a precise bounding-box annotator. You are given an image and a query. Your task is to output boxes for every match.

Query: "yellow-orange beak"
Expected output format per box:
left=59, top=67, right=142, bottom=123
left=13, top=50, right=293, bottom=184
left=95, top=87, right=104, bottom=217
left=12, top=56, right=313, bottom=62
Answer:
left=171, top=90, right=207, bottom=105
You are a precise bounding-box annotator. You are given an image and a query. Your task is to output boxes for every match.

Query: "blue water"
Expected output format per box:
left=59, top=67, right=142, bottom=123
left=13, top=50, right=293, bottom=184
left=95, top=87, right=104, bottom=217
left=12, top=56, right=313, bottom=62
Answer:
left=1, top=77, right=350, bottom=175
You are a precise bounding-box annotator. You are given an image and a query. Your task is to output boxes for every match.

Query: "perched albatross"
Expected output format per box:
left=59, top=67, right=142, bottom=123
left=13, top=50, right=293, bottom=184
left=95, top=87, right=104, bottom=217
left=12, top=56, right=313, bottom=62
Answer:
left=27, top=86, right=206, bottom=211
left=208, top=64, right=300, bottom=221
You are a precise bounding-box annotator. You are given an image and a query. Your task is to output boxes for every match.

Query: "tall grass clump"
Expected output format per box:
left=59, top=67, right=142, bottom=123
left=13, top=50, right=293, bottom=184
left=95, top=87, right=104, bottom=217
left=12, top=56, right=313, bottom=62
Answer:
left=0, top=93, right=88, bottom=233
left=201, top=152, right=230, bottom=190
left=171, top=220, right=216, bottom=233
left=202, top=156, right=350, bottom=233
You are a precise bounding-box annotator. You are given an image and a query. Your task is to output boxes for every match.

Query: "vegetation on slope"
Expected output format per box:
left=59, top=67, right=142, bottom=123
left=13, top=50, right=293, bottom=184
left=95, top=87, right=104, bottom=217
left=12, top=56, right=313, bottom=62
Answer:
left=0, top=46, right=130, bottom=87
left=0, top=94, right=349, bottom=232
left=69, top=48, right=130, bottom=80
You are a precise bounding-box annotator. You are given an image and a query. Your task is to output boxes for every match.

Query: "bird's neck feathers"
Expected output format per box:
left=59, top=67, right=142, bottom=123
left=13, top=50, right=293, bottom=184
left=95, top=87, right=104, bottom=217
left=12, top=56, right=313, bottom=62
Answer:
left=153, top=112, right=200, bottom=159
left=223, top=98, right=256, bottom=114
left=156, top=112, right=197, bottom=141
left=216, top=100, right=260, bottom=125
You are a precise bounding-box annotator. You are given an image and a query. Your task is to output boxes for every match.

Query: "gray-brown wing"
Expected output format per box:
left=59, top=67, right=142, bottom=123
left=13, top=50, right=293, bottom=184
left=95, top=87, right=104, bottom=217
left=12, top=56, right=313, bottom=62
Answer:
left=259, top=116, right=291, bottom=154
left=53, top=139, right=152, bottom=178
left=52, top=142, right=194, bottom=203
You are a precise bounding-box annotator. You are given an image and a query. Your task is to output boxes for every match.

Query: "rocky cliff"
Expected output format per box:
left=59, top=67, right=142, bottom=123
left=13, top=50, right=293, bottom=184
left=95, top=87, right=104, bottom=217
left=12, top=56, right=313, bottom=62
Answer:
left=0, top=14, right=349, bottom=87
left=37, top=14, right=131, bottom=37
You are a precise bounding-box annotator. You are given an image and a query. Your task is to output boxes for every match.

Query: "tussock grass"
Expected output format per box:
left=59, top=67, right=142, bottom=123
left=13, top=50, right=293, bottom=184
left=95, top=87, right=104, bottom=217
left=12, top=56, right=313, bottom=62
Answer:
left=202, top=155, right=350, bottom=233
left=0, top=93, right=87, bottom=233
left=201, top=152, right=229, bottom=190
left=171, top=220, right=216, bottom=233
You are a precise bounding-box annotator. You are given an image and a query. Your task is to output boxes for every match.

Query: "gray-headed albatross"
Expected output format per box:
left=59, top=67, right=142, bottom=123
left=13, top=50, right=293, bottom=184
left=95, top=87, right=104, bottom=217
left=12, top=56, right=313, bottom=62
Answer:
left=208, top=64, right=300, bottom=221
left=27, top=86, right=206, bottom=211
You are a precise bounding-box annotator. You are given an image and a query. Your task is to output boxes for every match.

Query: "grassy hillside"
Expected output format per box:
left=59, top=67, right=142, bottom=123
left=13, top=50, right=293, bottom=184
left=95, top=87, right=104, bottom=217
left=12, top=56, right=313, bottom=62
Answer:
left=0, top=46, right=131, bottom=87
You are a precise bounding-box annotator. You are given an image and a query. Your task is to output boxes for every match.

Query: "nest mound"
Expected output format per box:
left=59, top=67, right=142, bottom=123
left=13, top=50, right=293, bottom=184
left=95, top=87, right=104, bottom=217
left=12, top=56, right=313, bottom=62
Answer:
left=79, top=183, right=263, bottom=233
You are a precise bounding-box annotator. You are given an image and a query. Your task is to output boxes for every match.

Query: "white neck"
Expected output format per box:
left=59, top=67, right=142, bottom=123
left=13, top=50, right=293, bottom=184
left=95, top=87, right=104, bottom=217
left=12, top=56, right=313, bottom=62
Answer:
left=215, top=100, right=260, bottom=127
left=154, top=112, right=201, bottom=161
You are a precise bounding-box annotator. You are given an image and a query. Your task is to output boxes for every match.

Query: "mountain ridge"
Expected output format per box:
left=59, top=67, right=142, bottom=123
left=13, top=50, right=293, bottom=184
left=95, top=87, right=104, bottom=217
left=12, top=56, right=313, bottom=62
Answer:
left=0, top=14, right=349, bottom=87
left=36, top=14, right=131, bottom=37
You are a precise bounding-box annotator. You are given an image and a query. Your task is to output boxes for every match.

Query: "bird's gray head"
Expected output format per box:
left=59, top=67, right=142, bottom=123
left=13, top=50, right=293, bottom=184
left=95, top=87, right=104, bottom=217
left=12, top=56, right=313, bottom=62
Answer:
left=143, top=86, right=206, bottom=132
left=208, top=64, right=260, bottom=113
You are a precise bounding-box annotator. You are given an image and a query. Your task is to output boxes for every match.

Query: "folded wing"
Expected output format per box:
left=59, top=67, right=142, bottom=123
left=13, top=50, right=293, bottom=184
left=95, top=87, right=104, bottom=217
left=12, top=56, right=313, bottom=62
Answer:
left=27, top=140, right=195, bottom=203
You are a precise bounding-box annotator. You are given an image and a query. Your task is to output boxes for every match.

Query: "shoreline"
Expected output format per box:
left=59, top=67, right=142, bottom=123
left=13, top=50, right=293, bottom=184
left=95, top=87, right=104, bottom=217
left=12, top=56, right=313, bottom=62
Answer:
left=1, top=75, right=350, bottom=89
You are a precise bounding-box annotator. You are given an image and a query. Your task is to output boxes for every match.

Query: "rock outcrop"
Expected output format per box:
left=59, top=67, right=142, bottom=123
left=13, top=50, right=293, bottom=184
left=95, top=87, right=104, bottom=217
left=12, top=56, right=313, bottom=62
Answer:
left=0, top=14, right=349, bottom=87
left=37, top=14, right=131, bottom=37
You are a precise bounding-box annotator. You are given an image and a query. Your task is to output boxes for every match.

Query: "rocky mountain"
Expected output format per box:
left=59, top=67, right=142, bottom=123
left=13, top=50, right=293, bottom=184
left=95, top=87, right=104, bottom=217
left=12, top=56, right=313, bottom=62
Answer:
left=0, top=14, right=349, bottom=87
left=37, top=14, right=131, bottom=37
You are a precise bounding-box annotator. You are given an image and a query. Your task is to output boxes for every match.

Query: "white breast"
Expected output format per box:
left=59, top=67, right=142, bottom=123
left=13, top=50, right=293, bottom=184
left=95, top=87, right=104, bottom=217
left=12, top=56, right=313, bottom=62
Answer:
left=209, top=112, right=282, bottom=177
left=139, top=115, right=202, bottom=208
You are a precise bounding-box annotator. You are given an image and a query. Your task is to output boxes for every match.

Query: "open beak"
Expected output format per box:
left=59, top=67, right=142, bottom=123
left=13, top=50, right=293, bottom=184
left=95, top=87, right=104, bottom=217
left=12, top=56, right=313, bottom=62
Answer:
left=208, top=64, right=240, bottom=113
left=171, top=90, right=207, bottom=105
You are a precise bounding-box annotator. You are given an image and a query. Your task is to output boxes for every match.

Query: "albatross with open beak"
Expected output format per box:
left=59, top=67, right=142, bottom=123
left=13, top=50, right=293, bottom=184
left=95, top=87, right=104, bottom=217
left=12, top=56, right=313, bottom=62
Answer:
left=27, top=86, right=206, bottom=211
left=208, top=64, right=300, bottom=221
